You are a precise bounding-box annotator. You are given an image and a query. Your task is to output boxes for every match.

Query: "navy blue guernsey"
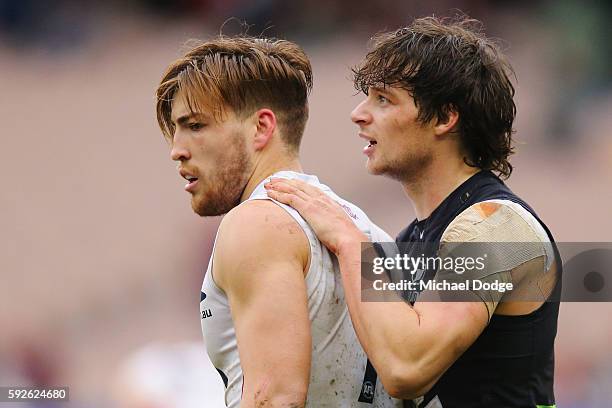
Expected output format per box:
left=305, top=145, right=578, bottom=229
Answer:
left=396, top=171, right=561, bottom=408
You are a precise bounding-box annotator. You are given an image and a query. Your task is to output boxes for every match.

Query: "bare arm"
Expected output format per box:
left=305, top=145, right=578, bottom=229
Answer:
left=334, top=239, right=488, bottom=398
left=214, top=200, right=311, bottom=407
left=264, top=179, right=489, bottom=399
left=333, top=200, right=554, bottom=397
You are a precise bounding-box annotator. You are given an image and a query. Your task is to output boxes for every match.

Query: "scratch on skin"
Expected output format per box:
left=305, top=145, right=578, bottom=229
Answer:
left=253, top=383, right=305, bottom=407
left=254, top=383, right=269, bottom=407
left=254, top=394, right=305, bottom=408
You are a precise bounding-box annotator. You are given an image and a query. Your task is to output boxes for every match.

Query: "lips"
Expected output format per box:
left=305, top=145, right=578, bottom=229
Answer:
left=184, top=178, right=199, bottom=192
left=359, top=133, right=377, bottom=156
left=179, top=169, right=199, bottom=192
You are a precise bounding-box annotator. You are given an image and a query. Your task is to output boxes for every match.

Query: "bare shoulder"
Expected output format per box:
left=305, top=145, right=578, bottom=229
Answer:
left=214, top=199, right=310, bottom=289
left=219, top=199, right=309, bottom=247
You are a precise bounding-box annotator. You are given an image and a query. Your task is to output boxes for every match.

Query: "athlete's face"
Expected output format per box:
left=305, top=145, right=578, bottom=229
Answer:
left=169, top=91, right=254, bottom=216
left=350, top=86, right=435, bottom=182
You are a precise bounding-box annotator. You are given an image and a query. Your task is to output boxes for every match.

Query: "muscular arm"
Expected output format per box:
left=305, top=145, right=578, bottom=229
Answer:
left=214, top=200, right=311, bottom=407
left=335, top=240, right=488, bottom=399
left=263, top=179, right=554, bottom=400
left=336, top=201, right=552, bottom=399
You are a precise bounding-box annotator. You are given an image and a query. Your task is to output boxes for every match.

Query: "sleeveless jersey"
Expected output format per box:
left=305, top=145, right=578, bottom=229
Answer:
left=200, top=171, right=402, bottom=408
left=396, top=171, right=561, bottom=408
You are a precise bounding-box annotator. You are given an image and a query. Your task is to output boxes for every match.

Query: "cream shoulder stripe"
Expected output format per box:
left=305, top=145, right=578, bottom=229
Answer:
left=441, top=199, right=553, bottom=272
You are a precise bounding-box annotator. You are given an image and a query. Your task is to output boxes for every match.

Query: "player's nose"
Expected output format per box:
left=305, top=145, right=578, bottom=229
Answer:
left=170, top=132, right=191, bottom=162
left=350, top=100, right=372, bottom=126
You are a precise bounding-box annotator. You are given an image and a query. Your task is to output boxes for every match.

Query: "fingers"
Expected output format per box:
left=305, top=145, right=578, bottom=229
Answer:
left=264, top=183, right=308, bottom=210
left=266, top=179, right=310, bottom=201
left=264, top=178, right=347, bottom=223
left=266, top=178, right=325, bottom=198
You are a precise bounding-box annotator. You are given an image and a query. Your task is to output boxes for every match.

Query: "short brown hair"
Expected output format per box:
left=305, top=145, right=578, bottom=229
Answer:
left=156, top=36, right=313, bottom=153
left=353, top=16, right=516, bottom=178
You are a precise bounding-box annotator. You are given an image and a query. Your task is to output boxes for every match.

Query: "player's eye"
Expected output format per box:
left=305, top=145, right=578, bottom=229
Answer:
left=188, top=122, right=205, bottom=131
left=377, top=94, right=389, bottom=104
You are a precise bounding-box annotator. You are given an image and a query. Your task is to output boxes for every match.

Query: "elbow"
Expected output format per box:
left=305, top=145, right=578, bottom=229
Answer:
left=268, top=391, right=307, bottom=407
left=250, top=383, right=308, bottom=407
left=379, top=363, right=434, bottom=400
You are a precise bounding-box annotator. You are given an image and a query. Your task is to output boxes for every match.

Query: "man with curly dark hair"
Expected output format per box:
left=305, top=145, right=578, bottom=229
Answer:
left=266, top=15, right=561, bottom=408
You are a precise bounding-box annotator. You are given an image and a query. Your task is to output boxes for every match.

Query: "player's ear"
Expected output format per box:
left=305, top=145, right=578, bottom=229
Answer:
left=434, top=106, right=459, bottom=136
left=253, top=108, right=277, bottom=151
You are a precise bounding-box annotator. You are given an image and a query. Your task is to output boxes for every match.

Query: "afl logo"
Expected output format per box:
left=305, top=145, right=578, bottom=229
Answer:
left=362, top=381, right=374, bottom=399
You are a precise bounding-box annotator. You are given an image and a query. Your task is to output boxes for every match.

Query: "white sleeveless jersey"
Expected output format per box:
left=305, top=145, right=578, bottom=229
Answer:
left=200, top=171, right=401, bottom=408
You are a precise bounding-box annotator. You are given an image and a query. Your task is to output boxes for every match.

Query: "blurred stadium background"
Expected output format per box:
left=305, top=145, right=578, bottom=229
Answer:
left=1, top=0, right=611, bottom=407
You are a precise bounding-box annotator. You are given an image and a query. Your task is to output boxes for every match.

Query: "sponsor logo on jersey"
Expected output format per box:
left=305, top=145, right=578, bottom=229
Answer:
left=340, top=204, right=358, bottom=220
left=201, top=291, right=212, bottom=319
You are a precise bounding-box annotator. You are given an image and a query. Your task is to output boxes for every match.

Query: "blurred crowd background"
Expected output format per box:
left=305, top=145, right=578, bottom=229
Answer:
left=1, top=0, right=611, bottom=407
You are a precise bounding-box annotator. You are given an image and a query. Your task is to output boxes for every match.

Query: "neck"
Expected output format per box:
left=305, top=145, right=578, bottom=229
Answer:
left=240, top=154, right=303, bottom=202
left=402, top=158, right=480, bottom=221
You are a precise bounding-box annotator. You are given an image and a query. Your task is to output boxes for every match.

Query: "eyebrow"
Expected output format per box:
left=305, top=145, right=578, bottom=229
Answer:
left=370, top=85, right=392, bottom=95
left=171, top=113, right=207, bottom=126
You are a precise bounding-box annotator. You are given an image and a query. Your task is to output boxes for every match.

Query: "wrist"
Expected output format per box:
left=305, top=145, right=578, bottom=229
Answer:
left=336, top=231, right=369, bottom=258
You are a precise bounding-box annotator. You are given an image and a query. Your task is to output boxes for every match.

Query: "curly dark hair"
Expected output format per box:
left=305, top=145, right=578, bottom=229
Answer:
left=353, top=15, right=516, bottom=178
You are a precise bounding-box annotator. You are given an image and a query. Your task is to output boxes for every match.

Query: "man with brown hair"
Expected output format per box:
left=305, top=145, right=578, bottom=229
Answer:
left=156, top=37, right=401, bottom=407
left=266, top=16, right=561, bottom=408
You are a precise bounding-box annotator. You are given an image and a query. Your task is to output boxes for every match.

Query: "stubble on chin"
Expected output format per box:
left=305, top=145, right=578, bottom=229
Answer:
left=376, top=151, right=433, bottom=184
left=191, top=138, right=253, bottom=217
left=191, top=185, right=243, bottom=217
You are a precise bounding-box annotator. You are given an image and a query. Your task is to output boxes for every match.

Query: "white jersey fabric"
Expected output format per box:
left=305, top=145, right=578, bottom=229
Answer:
left=200, top=171, right=401, bottom=408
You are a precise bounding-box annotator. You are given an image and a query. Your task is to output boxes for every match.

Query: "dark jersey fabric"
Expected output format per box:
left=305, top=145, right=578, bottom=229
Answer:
left=396, top=171, right=561, bottom=408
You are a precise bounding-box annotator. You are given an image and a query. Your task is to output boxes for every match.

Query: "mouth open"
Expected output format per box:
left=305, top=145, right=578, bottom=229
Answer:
left=363, top=139, right=377, bottom=156
left=184, top=176, right=199, bottom=192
